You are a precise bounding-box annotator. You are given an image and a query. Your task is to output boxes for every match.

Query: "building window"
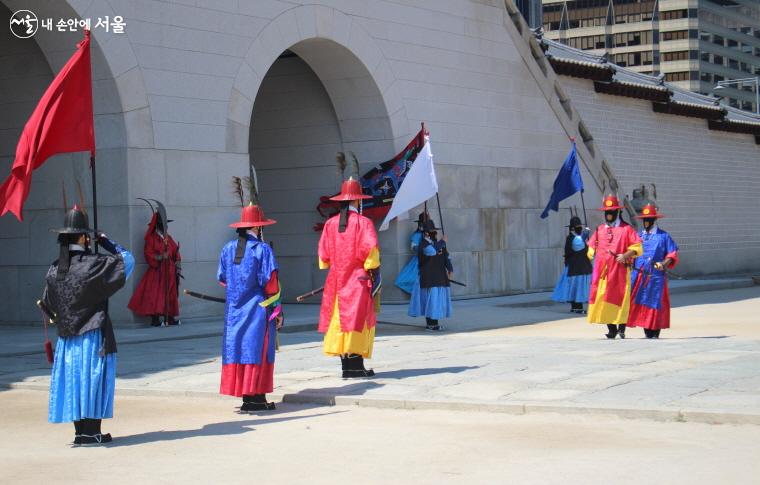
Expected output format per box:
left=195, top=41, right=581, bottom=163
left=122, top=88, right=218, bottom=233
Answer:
left=741, top=43, right=753, bottom=54
left=664, top=71, right=690, bottom=82
left=742, top=101, right=754, bottom=111
left=661, top=9, right=688, bottom=21
left=662, top=30, right=688, bottom=41
left=727, top=38, right=738, bottom=48
left=566, top=34, right=607, bottom=51
left=662, top=51, right=689, bottom=62
left=714, top=75, right=724, bottom=83
left=729, top=58, right=739, bottom=70
left=701, top=52, right=711, bottom=62
left=714, top=55, right=724, bottom=66
left=613, top=31, right=653, bottom=47
left=699, top=31, right=711, bottom=42
left=700, top=72, right=713, bottom=83
left=713, top=34, right=724, bottom=46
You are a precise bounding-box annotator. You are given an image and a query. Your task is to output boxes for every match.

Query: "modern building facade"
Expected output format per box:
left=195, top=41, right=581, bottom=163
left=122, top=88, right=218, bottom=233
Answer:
left=542, top=0, right=760, bottom=112
left=1, top=0, right=759, bottom=326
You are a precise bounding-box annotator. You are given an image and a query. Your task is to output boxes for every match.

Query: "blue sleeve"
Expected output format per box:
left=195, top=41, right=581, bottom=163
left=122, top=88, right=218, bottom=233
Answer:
left=257, top=244, right=278, bottom=289
left=666, top=233, right=679, bottom=254
left=217, top=245, right=227, bottom=284
left=410, top=231, right=422, bottom=249
left=98, top=237, right=134, bottom=280
left=422, top=244, right=436, bottom=256
left=122, top=250, right=135, bottom=280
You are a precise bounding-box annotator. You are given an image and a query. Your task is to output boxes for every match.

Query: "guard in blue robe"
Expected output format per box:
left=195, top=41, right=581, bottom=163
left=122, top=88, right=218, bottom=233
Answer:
left=627, top=204, right=679, bottom=338
left=218, top=203, right=283, bottom=411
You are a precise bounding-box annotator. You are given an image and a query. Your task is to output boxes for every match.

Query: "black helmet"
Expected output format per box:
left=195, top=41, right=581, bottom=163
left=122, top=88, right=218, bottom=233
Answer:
left=51, top=205, right=93, bottom=234
left=421, top=218, right=441, bottom=233
left=567, top=216, right=583, bottom=228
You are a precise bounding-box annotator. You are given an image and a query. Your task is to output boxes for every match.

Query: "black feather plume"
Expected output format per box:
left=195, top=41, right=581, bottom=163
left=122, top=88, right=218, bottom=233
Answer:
left=231, top=176, right=244, bottom=207
left=349, top=152, right=360, bottom=179
left=336, top=152, right=347, bottom=181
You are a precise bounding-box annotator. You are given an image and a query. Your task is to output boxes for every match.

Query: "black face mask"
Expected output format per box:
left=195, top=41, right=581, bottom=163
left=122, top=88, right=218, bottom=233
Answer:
left=642, top=218, right=656, bottom=230
left=605, top=210, right=618, bottom=223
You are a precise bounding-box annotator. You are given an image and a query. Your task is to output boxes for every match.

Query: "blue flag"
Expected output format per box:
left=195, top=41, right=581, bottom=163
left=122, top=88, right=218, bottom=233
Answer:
left=540, top=143, right=584, bottom=219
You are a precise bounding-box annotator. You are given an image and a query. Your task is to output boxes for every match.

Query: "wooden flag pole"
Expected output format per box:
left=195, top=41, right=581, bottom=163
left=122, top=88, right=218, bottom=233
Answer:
left=90, top=155, right=99, bottom=253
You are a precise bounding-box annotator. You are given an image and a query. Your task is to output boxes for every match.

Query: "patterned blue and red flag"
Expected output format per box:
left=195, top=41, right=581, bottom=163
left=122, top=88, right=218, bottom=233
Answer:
left=314, top=128, right=426, bottom=230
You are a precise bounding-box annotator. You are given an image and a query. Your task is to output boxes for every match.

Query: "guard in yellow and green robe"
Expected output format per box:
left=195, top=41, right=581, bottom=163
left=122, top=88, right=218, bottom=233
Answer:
left=587, top=195, right=643, bottom=339
left=318, top=177, right=380, bottom=378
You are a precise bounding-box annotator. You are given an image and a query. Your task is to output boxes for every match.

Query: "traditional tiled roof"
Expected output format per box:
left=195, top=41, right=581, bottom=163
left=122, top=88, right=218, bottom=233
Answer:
left=538, top=35, right=760, bottom=141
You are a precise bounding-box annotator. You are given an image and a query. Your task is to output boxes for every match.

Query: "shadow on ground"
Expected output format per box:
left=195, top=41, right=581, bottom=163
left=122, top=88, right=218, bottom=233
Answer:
left=106, top=409, right=346, bottom=447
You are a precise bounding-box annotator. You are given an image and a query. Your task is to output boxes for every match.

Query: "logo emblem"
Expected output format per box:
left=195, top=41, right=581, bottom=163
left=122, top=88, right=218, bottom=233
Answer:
left=605, top=200, right=613, bottom=207
left=643, top=208, right=651, bottom=215
left=9, top=10, right=38, bottom=39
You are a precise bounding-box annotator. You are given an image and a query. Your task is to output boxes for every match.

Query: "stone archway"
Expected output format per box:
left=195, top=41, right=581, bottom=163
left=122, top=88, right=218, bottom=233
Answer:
left=226, top=5, right=412, bottom=301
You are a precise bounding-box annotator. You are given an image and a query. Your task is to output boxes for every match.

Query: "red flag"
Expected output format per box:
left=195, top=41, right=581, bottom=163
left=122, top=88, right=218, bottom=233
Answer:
left=0, top=30, right=95, bottom=221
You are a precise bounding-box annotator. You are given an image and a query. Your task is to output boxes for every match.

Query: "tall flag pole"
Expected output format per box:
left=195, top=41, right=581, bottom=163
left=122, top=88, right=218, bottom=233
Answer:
left=540, top=138, right=585, bottom=223
left=0, top=30, right=96, bottom=222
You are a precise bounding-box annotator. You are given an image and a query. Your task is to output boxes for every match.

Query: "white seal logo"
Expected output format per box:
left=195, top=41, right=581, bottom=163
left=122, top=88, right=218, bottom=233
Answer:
left=10, top=10, right=38, bottom=39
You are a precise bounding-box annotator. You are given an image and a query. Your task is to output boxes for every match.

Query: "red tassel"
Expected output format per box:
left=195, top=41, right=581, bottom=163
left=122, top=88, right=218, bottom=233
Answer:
left=44, top=340, right=54, bottom=364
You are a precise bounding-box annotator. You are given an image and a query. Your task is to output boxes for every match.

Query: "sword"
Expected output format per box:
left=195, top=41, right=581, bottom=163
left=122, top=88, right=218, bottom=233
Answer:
left=296, top=286, right=324, bottom=302
left=447, top=278, right=467, bottom=287
left=183, top=289, right=282, bottom=350
left=183, top=289, right=226, bottom=304
left=37, top=299, right=57, bottom=324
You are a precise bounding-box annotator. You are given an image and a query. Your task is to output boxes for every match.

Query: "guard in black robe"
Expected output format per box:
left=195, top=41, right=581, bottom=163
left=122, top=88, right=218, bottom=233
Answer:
left=43, top=205, right=134, bottom=446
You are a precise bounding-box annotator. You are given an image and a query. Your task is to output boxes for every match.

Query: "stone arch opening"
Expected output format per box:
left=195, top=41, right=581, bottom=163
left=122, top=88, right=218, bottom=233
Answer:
left=250, top=39, right=397, bottom=300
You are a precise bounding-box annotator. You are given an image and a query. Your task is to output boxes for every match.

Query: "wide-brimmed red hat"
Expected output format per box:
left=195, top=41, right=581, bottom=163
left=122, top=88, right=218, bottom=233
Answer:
left=596, top=194, right=624, bottom=211
left=635, top=204, right=665, bottom=219
left=329, top=177, right=372, bottom=201
left=229, top=203, right=276, bottom=228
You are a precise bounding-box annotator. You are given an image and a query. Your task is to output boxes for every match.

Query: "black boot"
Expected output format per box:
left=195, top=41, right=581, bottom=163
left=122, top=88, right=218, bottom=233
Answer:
left=344, top=354, right=374, bottom=378
left=618, top=324, right=627, bottom=339
left=425, top=318, right=444, bottom=332
left=643, top=329, right=652, bottom=339
left=241, top=393, right=275, bottom=412
left=341, top=356, right=348, bottom=378
left=571, top=302, right=583, bottom=313
left=73, top=420, right=83, bottom=445
left=150, top=315, right=161, bottom=327
left=605, top=324, right=618, bottom=339
left=653, top=329, right=661, bottom=339
left=78, top=419, right=111, bottom=445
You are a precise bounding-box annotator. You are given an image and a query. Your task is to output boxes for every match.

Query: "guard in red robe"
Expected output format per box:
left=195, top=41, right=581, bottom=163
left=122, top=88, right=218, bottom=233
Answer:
left=318, top=177, right=381, bottom=378
left=128, top=200, right=182, bottom=326
left=587, top=195, right=643, bottom=339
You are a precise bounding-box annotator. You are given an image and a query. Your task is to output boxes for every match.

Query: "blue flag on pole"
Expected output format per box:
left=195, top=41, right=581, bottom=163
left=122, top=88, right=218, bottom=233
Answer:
left=540, top=142, right=584, bottom=219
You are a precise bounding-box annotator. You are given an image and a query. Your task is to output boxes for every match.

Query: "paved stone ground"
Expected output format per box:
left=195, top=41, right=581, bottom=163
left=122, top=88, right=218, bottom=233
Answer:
left=1, top=281, right=758, bottom=424
left=2, top=389, right=759, bottom=485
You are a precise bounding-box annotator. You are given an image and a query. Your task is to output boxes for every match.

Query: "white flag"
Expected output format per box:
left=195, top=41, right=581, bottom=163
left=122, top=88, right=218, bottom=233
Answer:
left=379, top=138, right=438, bottom=231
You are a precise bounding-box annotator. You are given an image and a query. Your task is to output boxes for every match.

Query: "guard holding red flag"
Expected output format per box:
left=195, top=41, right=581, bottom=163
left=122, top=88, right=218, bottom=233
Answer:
left=587, top=195, right=643, bottom=339
left=218, top=198, right=283, bottom=412
left=128, top=200, right=182, bottom=326
left=318, top=177, right=380, bottom=378
left=627, top=204, right=679, bottom=338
